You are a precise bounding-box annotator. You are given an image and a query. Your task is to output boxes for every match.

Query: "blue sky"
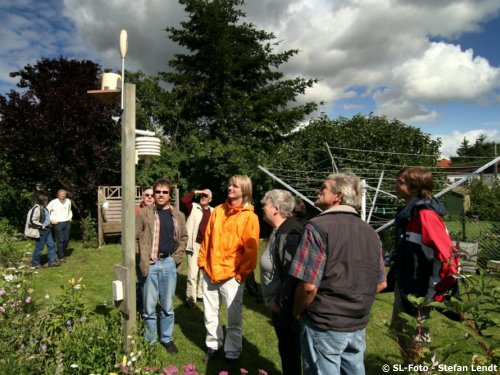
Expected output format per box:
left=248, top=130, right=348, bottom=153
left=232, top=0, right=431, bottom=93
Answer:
left=1, top=0, right=499, bottom=158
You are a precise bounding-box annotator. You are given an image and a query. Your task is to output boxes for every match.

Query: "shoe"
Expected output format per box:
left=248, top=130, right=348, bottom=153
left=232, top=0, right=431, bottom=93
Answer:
left=185, top=300, right=197, bottom=309
left=224, top=356, right=239, bottom=365
left=161, top=341, right=178, bottom=354
left=59, top=258, right=66, bottom=263
left=31, top=264, right=41, bottom=269
left=204, top=348, right=218, bottom=364
left=48, top=263, right=61, bottom=267
left=196, top=296, right=203, bottom=301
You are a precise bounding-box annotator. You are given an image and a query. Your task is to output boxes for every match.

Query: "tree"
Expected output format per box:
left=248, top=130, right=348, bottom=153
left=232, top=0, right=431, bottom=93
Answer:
left=160, top=0, right=318, bottom=196
left=0, top=57, right=121, bottom=217
left=265, top=114, right=443, bottom=227
left=467, top=179, right=500, bottom=221
left=451, top=134, right=498, bottom=173
left=273, top=114, right=441, bottom=173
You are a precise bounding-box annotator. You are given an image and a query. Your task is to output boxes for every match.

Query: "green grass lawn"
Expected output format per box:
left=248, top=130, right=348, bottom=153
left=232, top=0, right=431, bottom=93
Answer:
left=27, top=239, right=499, bottom=374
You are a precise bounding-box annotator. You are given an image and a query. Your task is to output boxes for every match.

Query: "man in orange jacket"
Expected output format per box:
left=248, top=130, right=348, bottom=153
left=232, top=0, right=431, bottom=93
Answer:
left=198, top=175, right=260, bottom=365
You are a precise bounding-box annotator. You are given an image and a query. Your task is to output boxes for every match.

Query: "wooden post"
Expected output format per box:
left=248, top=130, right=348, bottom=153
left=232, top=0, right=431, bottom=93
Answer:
left=121, top=83, right=136, bottom=351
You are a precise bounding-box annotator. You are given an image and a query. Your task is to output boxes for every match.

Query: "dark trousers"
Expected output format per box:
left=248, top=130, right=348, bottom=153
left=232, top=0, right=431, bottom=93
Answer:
left=54, top=221, right=71, bottom=259
left=272, top=312, right=301, bottom=375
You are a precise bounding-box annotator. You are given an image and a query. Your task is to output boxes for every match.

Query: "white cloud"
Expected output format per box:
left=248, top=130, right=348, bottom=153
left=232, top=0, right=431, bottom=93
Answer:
left=393, top=42, right=500, bottom=103
left=2, top=0, right=500, bottom=133
left=373, top=88, right=439, bottom=123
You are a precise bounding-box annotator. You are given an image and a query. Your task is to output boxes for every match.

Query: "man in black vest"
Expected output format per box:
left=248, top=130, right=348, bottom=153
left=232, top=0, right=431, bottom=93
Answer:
left=290, top=173, right=384, bottom=375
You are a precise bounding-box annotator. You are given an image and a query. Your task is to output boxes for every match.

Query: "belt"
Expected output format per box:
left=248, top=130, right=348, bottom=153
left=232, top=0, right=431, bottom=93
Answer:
left=157, top=253, right=172, bottom=259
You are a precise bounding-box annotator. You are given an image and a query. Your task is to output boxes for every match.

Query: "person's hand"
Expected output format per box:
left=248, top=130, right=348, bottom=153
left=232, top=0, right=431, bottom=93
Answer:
left=51, top=219, right=58, bottom=225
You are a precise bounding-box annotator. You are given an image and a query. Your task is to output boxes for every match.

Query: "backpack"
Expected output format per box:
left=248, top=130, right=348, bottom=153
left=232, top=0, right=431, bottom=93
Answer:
left=24, top=204, right=44, bottom=238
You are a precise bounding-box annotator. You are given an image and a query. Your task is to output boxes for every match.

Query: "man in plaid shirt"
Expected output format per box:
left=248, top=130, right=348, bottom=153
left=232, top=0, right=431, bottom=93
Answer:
left=290, top=173, right=384, bottom=375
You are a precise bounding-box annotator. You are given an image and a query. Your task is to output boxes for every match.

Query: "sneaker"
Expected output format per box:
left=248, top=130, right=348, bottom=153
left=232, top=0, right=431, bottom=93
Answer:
left=185, top=299, right=197, bottom=309
left=161, top=341, right=178, bottom=354
left=31, top=264, right=41, bottom=269
left=204, top=348, right=218, bottom=364
left=196, top=296, right=203, bottom=301
left=59, top=258, right=66, bottom=263
left=48, top=263, right=61, bottom=267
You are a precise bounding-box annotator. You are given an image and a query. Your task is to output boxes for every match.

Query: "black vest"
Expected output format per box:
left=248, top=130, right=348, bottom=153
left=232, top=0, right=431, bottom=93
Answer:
left=306, top=211, right=380, bottom=331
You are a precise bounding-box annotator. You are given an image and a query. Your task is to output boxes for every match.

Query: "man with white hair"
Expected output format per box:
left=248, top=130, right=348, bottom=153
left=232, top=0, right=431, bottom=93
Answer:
left=290, top=173, right=383, bottom=375
left=180, top=188, right=214, bottom=308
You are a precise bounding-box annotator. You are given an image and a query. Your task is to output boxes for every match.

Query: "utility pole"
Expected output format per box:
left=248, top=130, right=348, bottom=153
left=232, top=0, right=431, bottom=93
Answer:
left=121, top=83, right=137, bottom=351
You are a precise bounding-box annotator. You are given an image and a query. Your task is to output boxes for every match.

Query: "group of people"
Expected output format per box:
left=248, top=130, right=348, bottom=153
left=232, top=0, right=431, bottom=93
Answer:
left=26, top=189, right=73, bottom=268
left=131, top=166, right=459, bottom=374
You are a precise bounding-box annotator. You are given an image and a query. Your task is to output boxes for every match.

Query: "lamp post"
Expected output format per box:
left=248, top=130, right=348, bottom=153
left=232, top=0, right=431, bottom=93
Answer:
left=121, top=81, right=137, bottom=351
left=118, top=29, right=137, bottom=352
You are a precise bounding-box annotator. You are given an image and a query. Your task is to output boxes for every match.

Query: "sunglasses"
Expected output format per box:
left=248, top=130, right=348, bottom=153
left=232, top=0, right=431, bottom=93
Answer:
left=144, top=194, right=153, bottom=198
left=155, top=190, right=170, bottom=195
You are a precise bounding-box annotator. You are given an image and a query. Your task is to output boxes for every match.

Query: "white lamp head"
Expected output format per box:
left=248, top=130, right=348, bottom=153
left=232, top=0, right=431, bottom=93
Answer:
left=120, top=30, right=128, bottom=59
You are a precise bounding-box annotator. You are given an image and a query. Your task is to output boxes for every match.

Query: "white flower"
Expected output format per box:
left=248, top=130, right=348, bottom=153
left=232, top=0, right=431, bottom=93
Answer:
left=4, top=275, right=14, bottom=282
left=70, top=364, right=79, bottom=368
left=45, top=294, right=50, bottom=299
left=74, top=285, right=81, bottom=290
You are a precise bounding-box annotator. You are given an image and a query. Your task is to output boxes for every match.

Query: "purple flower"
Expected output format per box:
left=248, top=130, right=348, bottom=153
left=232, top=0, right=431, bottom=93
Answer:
left=258, top=370, right=269, bottom=375
left=0, top=288, right=6, bottom=296
left=25, top=296, right=32, bottom=303
left=66, top=319, right=72, bottom=327
left=40, top=343, right=47, bottom=352
left=240, top=369, right=248, bottom=375
left=219, top=372, right=229, bottom=375
left=163, top=365, right=178, bottom=375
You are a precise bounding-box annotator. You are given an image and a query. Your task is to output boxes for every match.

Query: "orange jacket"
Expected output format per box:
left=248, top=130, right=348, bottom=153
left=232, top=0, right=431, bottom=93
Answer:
left=198, top=201, right=260, bottom=283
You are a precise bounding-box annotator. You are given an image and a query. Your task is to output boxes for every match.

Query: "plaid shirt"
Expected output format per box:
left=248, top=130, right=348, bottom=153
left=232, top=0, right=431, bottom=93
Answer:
left=289, top=222, right=326, bottom=287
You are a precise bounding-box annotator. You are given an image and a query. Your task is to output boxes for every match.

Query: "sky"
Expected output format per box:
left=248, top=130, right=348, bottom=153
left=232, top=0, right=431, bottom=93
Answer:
left=1, top=0, right=499, bottom=158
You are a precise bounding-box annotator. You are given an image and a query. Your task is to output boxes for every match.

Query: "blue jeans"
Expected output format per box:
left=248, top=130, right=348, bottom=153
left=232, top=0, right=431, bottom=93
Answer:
left=301, top=319, right=366, bottom=375
left=54, top=221, right=71, bottom=259
left=32, top=229, right=57, bottom=266
left=142, top=257, right=177, bottom=345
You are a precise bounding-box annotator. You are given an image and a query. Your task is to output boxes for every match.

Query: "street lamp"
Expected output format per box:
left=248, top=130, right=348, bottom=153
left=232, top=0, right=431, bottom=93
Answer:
left=120, top=30, right=128, bottom=109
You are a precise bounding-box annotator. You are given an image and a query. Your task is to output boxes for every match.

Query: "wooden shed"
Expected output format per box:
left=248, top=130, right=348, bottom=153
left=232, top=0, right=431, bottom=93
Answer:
left=97, top=185, right=179, bottom=247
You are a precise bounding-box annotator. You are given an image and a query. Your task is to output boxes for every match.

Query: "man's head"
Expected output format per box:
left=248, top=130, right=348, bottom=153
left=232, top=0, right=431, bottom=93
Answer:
left=153, top=178, right=174, bottom=208
left=261, top=189, right=295, bottom=226
left=198, top=189, right=212, bottom=208
left=57, top=189, right=67, bottom=201
left=395, top=167, right=433, bottom=202
left=141, top=188, right=154, bottom=207
left=36, top=193, right=48, bottom=207
left=227, top=175, right=252, bottom=205
left=315, top=173, right=362, bottom=210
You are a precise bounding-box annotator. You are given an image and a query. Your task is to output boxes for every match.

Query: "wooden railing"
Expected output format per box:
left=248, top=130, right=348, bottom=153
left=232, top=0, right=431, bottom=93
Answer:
left=97, top=185, right=179, bottom=247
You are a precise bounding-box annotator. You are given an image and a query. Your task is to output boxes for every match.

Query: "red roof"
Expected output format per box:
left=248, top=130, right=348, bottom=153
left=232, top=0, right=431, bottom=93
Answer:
left=438, top=159, right=451, bottom=168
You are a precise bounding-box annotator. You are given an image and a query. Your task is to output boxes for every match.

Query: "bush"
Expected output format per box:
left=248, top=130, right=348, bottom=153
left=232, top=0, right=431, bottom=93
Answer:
left=0, top=219, right=19, bottom=266
left=80, top=213, right=98, bottom=249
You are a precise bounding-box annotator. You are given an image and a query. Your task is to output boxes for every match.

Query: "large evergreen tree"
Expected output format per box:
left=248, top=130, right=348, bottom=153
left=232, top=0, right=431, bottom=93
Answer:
left=159, top=0, right=318, bottom=197
left=0, top=57, right=121, bottom=216
left=163, top=0, right=317, bottom=142
left=451, top=134, right=497, bottom=172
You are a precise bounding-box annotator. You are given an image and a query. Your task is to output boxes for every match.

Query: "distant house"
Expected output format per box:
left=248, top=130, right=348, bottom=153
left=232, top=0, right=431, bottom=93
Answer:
left=438, top=159, right=499, bottom=187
